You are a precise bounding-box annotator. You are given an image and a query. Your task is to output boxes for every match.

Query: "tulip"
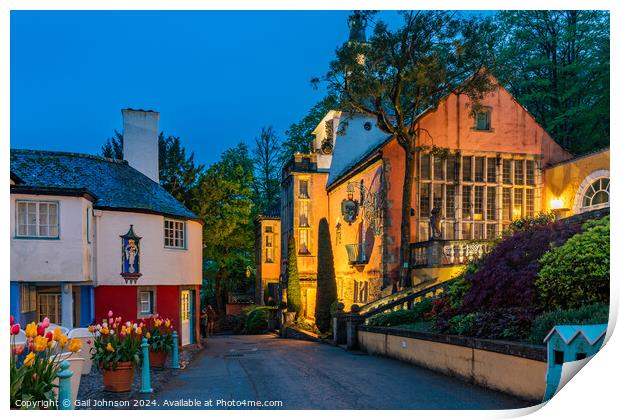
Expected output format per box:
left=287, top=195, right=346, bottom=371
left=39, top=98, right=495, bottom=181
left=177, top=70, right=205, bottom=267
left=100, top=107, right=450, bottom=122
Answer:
left=10, top=315, right=14, bottom=326
left=13, top=345, right=25, bottom=355
left=58, top=334, right=68, bottom=348
left=24, top=352, right=36, bottom=367
left=145, top=332, right=151, bottom=339
left=25, top=322, right=37, bottom=338
left=136, top=327, right=142, bottom=335
left=41, top=317, right=50, bottom=328
left=53, top=327, right=63, bottom=341
left=88, top=325, right=95, bottom=333
left=34, top=336, right=48, bottom=352
left=45, top=331, right=53, bottom=341
left=106, top=342, right=115, bottom=352
left=164, top=319, right=171, bottom=328
left=10, top=324, right=21, bottom=335
left=32, top=373, right=37, bottom=380
left=108, top=310, right=113, bottom=318
left=36, top=324, right=45, bottom=337
left=86, top=340, right=91, bottom=345
left=101, top=327, right=109, bottom=335
left=69, top=338, right=81, bottom=353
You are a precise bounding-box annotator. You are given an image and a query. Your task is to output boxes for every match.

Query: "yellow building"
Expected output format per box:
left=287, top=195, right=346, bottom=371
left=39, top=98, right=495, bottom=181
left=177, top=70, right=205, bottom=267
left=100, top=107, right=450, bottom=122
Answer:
left=255, top=212, right=281, bottom=305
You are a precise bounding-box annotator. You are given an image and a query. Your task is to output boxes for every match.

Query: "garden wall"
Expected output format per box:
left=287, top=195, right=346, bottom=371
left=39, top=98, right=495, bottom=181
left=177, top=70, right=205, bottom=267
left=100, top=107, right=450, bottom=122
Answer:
left=358, top=326, right=547, bottom=402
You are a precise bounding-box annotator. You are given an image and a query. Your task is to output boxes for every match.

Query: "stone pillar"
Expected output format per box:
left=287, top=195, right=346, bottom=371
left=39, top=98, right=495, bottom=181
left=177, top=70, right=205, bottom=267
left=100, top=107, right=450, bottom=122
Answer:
left=426, top=240, right=444, bottom=268
left=332, top=303, right=347, bottom=345
left=345, top=313, right=365, bottom=351
left=61, top=283, right=73, bottom=328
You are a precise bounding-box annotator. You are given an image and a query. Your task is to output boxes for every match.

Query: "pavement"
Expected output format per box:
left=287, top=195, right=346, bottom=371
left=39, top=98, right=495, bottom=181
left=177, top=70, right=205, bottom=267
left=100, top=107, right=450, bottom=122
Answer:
left=148, top=334, right=534, bottom=410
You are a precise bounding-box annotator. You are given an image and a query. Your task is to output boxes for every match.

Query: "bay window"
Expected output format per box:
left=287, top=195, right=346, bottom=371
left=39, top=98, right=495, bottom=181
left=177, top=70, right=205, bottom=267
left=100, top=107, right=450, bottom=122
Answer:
left=16, top=201, right=59, bottom=238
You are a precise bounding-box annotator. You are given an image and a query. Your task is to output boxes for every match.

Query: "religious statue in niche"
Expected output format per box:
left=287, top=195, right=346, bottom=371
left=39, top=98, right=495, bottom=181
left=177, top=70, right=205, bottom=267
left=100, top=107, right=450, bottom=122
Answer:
left=120, top=225, right=142, bottom=283
left=429, top=207, right=442, bottom=240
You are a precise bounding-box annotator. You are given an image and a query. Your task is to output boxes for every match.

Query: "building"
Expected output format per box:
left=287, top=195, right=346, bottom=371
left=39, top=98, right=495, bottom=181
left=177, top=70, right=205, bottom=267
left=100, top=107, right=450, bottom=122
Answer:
left=254, top=210, right=281, bottom=305
left=10, top=109, right=202, bottom=346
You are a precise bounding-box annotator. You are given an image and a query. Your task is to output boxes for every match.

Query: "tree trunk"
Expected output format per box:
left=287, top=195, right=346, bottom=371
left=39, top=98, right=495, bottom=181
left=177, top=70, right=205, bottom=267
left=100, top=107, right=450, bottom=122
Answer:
left=215, top=272, right=224, bottom=315
left=398, top=141, right=416, bottom=290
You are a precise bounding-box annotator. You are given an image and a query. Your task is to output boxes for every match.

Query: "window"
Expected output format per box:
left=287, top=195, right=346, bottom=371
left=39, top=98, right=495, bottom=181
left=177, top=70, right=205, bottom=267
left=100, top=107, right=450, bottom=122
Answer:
left=446, top=155, right=458, bottom=182
left=432, top=184, right=443, bottom=211
left=139, top=290, right=154, bottom=316
left=462, top=186, right=472, bottom=220
left=420, top=183, right=431, bottom=218
left=582, top=177, right=610, bottom=210
left=20, top=284, right=37, bottom=313
left=420, top=154, right=431, bottom=180
left=554, top=350, right=565, bottom=365
left=446, top=185, right=456, bottom=219
left=514, top=188, right=524, bottom=219
left=474, top=186, right=484, bottom=220
left=299, top=179, right=309, bottom=198
left=38, top=294, right=61, bottom=324
left=502, top=188, right=512, bottom=221
left=487, top=187, right=497, bottom=220
left=502, top=159, right=512, bottom=184
left=462, top=156, right=472, bottom=182
left=16, top=201, right=59, bottom=238
left=514, top=160, right=524, bottom=185
left=353, top=280, right=369, bottom=304
left=433, top=157, right=444, bottom=180
left=487, top=158, right=497, bottom=183
left=474, top=157, right=485, bottom=182
left=265, top=229, right=274, bottom=263
left=475, top=110, right=491, bottom=130
left=526, top=189, right=535, bottom=217
left=164, top=219, right=186, bottom=249
left=526, top=160, right=535, bottom=186
left=299, top=200, right=310, bottom=227
left=298, top=229, right=310, bottom=254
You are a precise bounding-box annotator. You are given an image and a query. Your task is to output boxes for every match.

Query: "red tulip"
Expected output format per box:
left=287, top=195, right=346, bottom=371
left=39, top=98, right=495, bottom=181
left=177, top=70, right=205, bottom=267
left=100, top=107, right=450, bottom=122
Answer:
left=10, top=324, right=20, bottom=335
left=10, top=315, right=14, bottom=326
left=45, top=331, right=53, bottom=341
left=36, top=324, right=45, bottom=336
left=13, top=345, right=24, bottom=355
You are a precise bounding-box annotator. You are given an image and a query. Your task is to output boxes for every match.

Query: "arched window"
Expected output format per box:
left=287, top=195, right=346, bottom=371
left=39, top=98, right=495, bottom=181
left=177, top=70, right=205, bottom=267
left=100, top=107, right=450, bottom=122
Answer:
left=582, top=177, right=609, bottom=209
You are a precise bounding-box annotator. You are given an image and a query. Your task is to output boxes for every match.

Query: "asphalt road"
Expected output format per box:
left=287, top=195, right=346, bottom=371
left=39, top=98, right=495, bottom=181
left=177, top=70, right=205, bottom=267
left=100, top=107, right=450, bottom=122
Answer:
left=150, top=334, right=533, bottom=410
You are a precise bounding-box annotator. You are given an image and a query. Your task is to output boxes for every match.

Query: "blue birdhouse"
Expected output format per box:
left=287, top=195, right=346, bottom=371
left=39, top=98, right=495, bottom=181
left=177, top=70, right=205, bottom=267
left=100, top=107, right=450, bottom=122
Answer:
left=543, top=324, right=607, bottom=401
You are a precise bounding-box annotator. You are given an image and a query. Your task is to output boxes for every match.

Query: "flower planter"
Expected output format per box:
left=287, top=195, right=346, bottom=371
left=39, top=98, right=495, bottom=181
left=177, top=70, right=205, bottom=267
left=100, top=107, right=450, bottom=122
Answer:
left=102, top=361, right=134, bottom=392
left=149, top=349, right=168, bottom=369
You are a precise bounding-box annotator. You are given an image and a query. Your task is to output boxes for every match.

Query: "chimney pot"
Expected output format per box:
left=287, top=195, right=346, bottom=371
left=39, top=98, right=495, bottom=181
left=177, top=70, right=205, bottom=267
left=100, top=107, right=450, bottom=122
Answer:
left=122, top=108, right=160, bottom=183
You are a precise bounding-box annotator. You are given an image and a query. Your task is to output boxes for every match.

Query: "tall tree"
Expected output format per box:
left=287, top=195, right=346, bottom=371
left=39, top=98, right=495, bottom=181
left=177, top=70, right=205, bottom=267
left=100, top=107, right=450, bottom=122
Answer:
left=317, top=11, right=496, bottom=290
left=286, top=235, right=302, bottom=316
left=495, top=11, right=610, bottom=154
left=315, top=218, right=337, bottom=332
left=101, top=131, right=204, bottom=207
left=252, top=126, right=282, bottom=215
left=280, top=95, right=339, bottom=163
left=192, top=143, right=255, bottom=313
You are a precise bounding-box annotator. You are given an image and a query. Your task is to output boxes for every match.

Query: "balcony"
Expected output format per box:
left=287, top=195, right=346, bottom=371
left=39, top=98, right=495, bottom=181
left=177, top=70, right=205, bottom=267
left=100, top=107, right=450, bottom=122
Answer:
left=345, top=243, right=369, bottom=265
left=410, top=239, right=493, bottom=268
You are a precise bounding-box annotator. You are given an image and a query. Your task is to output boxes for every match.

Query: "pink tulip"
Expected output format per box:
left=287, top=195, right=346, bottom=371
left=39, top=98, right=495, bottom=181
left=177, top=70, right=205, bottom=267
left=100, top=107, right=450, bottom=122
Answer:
left=10, top=324, right=20, bottom=335
left=10, top=315, right=14, bottom=326
left=108, top=310, right=113, bottom=318
left=41, top=317, right=50, bottom=328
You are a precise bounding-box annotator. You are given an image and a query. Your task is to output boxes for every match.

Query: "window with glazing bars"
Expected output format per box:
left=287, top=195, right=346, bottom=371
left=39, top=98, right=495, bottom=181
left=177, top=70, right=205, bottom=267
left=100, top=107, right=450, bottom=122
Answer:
left=526, top=189, right=535, bottom=216
left=433, top=157, right=444, bottom=180
left=446, top=155, right=458, bottom=182
left=526, top=160, right=535, bottom=186
left=420, top=154, right=431, bottom=180
left=420, top=183, right=431, bottom=218
left=502, top=188, right=512, bottom=221
left=462, top=186, right=472, bottom=220
left=503, top=159, right=512, bottom=184
left=474, top=186, right=484, bottom=219
left=514, top=160, right=524, bottom=185
left=299, top=200, right=310, bottom=227
left=475, top=157, right=485, bottom=182
left=433, top=184, right=443, bottom=210
left=462, top=156, right=472, bottom=182
left=487, top=158, right=497, bottom=183
left=487, top=187, right=497, bottom=220
left=299, top=179, right=309, bottom=198
left=514, top=188, right=524, bottom=219
left=446, top=185, right=456, bottom=218
left=164, top=219, right=186, bottom=248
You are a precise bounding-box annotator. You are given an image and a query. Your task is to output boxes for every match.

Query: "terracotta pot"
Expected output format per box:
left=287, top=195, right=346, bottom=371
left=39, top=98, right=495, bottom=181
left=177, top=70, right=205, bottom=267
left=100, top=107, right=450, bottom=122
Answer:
left=149, top=349, right=168, bottom=369
left=102, top=361, right=134, bottom=392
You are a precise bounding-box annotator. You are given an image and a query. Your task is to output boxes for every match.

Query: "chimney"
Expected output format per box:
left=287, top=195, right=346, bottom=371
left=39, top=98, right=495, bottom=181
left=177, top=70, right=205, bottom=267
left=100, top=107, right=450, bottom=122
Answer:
left=122, top=108, right=160, bottom=183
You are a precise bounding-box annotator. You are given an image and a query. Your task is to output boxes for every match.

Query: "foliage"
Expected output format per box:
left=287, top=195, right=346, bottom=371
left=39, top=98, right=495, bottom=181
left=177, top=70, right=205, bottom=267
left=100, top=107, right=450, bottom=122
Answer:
left=445, top=277, right=472, bottom=309
left=503, top=211, right=556, bottom=236
left=315, top=218, right=338, bottom=332
left=89, top=310, right=142, bottom=371
left=293, top=316, right=320, bottom=334
left=10, top=316, right=82, bottom=409
left=495, top=11, right=610, bottom=154
left=330, top=300, right=344, bottom=317
left=143, top=315, right=174, bottom=353
left=281, top=95, right=339, bottom=162
left=528, top=303, right=609, bottom=344
left=317, top=11, right=497, bottom=288
left=252, top=126, right=282, bottom=215
left=286, top=235, right=302, bottom=315
left=460, top=220, right=582, bottom=315
left=367, top=297, right=433, bottom=327
left=218, top=314, right=246, bottom=334
left=243, top=306, right=272, bottom=334
left=536, top=216, right=610, bottom=310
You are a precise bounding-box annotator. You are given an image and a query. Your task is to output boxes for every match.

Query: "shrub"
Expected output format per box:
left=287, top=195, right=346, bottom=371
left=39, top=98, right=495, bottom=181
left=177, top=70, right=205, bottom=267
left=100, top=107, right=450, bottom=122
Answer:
left=529, top=303, right=609, bottom=344
left=461, top=220, right=582, bottom=314
left=367, top=298, right=433, bottom=327
left=286, top=235, right=302, bottom=315
left=218, top=314, right=246, bottom=334
left=315, top=218, right=338, bottom=333
left=536, top=216, right=610, bottom=311
left=244, top=306, right=270, bottom=334
left=504, top=211, right=556, bottom=236
left=445, top=276, right=472, bottom=309
left=447, top=313, right=479, bottom=335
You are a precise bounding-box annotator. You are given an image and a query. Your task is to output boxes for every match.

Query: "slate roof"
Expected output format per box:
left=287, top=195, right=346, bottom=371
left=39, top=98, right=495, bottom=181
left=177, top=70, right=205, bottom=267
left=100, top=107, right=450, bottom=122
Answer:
left=10, top=149, right=199, bottom=221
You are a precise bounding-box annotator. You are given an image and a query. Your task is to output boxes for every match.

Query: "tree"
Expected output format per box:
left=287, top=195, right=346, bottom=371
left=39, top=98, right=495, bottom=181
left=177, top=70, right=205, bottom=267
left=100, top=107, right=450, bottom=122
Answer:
left=315, top=218, right=338, bottom=332
left=280, top=95, right=339, bottom=163
left=317, top=11, right=497, bottom=289
left=251, top=126, right=282, bottom=215
left=286, top=235, right=302, bottom=315
left=192, top=143, right=255, bottom=313
left=495, top=11, right=610, bottom=154
left=101, top=131, right=204, bottom=207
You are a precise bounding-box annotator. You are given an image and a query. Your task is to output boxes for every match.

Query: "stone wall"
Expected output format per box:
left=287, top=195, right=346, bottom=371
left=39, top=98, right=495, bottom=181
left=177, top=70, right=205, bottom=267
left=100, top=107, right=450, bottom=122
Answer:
left=358, top=326, right=547, bottom=402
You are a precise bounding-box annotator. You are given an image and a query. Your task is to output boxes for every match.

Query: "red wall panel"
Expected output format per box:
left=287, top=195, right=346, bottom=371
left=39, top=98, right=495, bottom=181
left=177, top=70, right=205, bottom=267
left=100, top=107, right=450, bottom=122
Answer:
left=94, top=286, right=138, bottom=324
left=156, top=285, right=180, bottom=332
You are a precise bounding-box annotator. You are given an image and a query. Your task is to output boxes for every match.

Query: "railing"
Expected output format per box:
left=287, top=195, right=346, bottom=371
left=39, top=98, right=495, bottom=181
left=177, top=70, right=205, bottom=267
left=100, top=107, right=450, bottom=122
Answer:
left=410, top=239, right=493, bottom=268
left=345, top=243, right=368, bottom=265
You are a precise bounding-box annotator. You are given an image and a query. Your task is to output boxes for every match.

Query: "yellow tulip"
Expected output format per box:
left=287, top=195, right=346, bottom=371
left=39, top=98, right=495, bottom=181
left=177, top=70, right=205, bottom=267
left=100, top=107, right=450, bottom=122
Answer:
left=136, top=327, right=142, bottom=335
left=164, top=319, right=171, bottom=328
left=58, top=334, right=68, bottom=348
left=53, top=327, right=63, bottom=341
left=106, top=342, right=115, bottom=352
left=101, top=327, right=109, bottom=335
left=145, top=332, right=151, bottom=339
left=24, top=352, right=36, bottom=367
left=25, top=322, right=37, bottom=338
left=154, top=319, right=162, bottom=327
left=33, top=336, right=49, bottom=353
left=69, top=338, right=82, bottom=353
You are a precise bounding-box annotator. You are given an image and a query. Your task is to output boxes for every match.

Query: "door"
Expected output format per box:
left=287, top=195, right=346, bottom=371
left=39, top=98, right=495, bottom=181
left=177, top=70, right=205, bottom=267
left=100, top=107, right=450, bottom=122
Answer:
left=181, top=290, right=191, bottom=346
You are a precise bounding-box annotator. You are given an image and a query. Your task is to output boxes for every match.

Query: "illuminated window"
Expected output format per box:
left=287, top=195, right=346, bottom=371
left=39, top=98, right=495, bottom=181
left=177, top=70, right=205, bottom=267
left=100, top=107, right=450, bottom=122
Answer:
left=502, top=188, right=512, bottom=221
left=353, top=280, right=369, bottom=304
left=503, top=159, right=512, bottom=184
left=265, top=229, right=274, bottom=263
left=526, top=160, right=536, bottom=186
left=298, top=229, right=310, bottom=255
left=299, top=200, right=310, bottom=227
left=164, top=219, right=186, bottom=249
left=432, top=184, right=443, bottom=210
left=514, top=188, right=524, bottom=219
left=526, top=189, right=535, bottom=217
left=474, top=186, right=484, bottom=219
left=16, top=201, right=59, bottom=238
left=582, top=177, right=610, bottom=210
left=446, top=185, right=456, bottom=219
left=514, top=160, right=524, bottom=185
left=462, top=186, right=472, bottom=220
left=487, top=187, right=497, bottom=220
left=299, top=179, right=309, bottom=198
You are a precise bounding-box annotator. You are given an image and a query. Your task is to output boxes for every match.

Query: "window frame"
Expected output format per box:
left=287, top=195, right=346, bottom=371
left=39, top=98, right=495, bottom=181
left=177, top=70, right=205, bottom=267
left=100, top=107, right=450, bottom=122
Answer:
left=473, top=109, right=492, bottom=131
left=164, top=218, right=187, bottom=250
left=137, top=287, right=156, bottom=317
left=20, top=284, right=37, bottom=313
left=15, top=200, right=60, bottom=239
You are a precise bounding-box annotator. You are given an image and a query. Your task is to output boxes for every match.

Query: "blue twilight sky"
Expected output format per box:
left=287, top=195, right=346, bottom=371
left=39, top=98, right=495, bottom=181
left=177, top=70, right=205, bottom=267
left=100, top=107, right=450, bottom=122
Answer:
left=10, top=11, right=488, bottom=167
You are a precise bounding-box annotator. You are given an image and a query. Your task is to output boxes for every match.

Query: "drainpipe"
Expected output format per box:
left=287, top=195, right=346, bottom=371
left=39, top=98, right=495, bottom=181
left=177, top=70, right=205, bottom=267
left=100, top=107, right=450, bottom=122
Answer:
left=91, top=209, right=102, bottom=322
